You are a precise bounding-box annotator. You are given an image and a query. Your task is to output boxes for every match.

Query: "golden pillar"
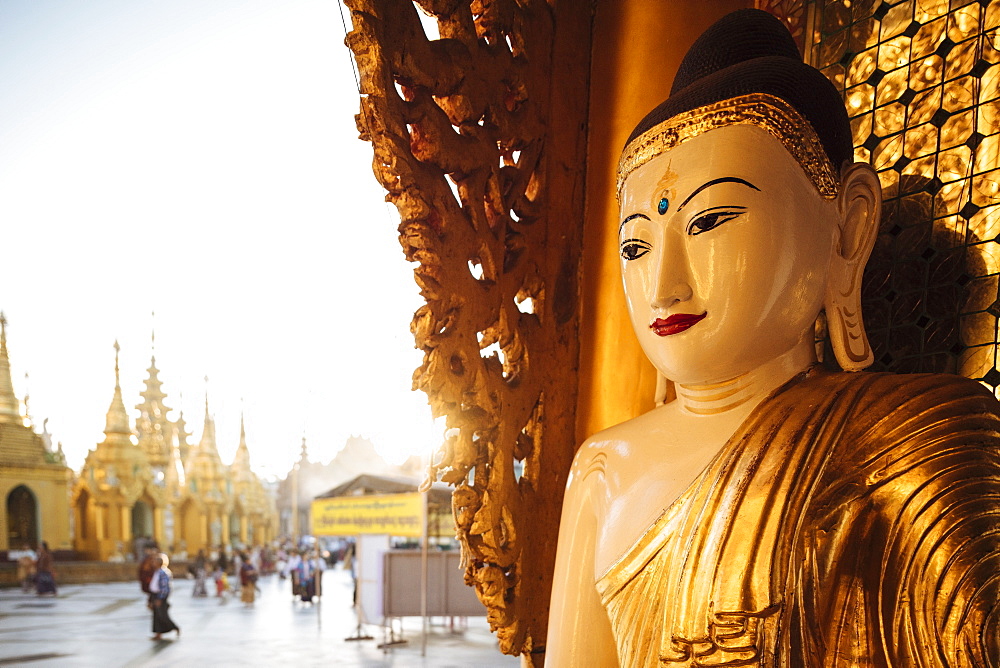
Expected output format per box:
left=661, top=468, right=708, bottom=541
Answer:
left=200, top=513, right=209, bottom=547
left=239, top=516, right=248, bottom=545
left=153, top=507, right=164, bottom=543
left=120, top=506, right=131, bottom=543
left=95, top=504, right=106, bottom=540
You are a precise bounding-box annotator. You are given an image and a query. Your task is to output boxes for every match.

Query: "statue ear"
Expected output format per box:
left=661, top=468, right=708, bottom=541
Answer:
left=826, top=162, right=881, bottom=371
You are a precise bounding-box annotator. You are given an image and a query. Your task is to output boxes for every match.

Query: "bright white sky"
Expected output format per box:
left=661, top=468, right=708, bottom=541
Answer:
left=0, top=0, right=444, bottom=479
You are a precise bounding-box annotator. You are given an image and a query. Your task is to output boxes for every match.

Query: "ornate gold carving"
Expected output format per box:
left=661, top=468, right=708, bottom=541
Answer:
left=617, top=93, right=840, bottom=202
left=344, top=0, right=587, bottom=658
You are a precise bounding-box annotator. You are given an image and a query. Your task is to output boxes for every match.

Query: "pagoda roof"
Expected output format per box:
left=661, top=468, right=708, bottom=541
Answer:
left=315, top=473, right=451, bottom=507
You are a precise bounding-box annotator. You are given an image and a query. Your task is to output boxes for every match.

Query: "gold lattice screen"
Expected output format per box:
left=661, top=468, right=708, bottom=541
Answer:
left=808, top=0, right=1000, bottom=385
left=761, top=0, right=1000, bottom=384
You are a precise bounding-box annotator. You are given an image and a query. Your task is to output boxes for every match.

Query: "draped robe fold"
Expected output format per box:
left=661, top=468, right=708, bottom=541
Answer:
left=596, top=369, right=1000, bottom=667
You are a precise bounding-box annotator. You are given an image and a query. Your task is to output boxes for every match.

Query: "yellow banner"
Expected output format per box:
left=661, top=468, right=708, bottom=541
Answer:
left=311, top=493, right=425, bottom=537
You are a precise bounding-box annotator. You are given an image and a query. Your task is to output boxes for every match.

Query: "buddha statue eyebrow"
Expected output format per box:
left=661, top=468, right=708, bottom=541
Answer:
left=619, top=212, right=650, bottom=233
left=676, top=177, right=761, bottom=211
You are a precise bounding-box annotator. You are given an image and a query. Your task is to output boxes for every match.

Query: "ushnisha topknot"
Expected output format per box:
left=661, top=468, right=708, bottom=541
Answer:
left=618, top=9, right=852, bottom=200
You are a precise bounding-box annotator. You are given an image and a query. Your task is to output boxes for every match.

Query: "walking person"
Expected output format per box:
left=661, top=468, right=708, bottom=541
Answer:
left=11, top=543, right=36, bottom=593
left=307, top=548, right=325, bottom=600
left=296, top=552, right=319, bottom=603
left=276, top=546, right=288, bottom=580
left=149, top=554, right=180, bottom=640
left=138, top=544, right=158, bottom=606
left=287, top=549, right=302, bottom=599
left=191, top=549, right=208, bottom=598
left=213, top=550, right=229, bottom=601
left=230, top=550, right=242, bottom=595
left=239, top=553, right=257, bottom=608
left=34, top=542, right=56, bottom=597
left=343, top=541, right=357, bottom=606
left=213, top=566, right=229, bottom=600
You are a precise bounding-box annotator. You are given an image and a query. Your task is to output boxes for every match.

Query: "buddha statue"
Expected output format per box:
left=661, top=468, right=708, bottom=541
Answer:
left=546, top=10, right=1000, bottom=667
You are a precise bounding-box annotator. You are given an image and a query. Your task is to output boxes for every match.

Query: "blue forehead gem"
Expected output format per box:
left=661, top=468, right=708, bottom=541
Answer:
left=657, top=197, right=669, bottom=215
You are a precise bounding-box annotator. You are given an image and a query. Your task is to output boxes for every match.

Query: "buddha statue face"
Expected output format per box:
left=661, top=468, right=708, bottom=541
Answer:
left=619, top=123, right=870, bottom=385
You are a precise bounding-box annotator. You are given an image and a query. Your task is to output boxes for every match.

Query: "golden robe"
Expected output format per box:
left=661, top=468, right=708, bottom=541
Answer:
left=597, top=369, right=1000, bottom=667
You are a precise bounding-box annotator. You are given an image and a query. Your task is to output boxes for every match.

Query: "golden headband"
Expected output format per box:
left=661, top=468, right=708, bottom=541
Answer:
left=617, top=93, right=841, bottom=201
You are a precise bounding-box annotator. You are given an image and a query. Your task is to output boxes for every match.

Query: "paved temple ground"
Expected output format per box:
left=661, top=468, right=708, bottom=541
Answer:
left=0, top=566, right=519, bottom=667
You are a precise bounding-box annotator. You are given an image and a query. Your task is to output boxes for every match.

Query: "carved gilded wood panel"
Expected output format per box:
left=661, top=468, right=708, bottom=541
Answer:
left=344, top=0, right=588, bottom=659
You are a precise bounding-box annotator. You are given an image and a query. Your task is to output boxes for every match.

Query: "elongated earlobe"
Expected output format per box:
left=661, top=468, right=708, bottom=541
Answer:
left=826, top=163, right=881, bottom=371
left=827, top=300, right=871, bottom=370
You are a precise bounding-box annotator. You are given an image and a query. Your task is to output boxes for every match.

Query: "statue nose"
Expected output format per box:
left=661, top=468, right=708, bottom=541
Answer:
left=651, top=281, right=693, bottom=309
left=651, top=235, right=693, bottom=308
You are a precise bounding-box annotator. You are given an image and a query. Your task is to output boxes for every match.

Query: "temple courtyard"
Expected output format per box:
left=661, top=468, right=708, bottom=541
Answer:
left=0, top=566, right=518, bottom=667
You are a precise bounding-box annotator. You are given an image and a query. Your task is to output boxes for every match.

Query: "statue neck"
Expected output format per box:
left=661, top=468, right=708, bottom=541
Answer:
left=674, top=336, right=817, bottom=417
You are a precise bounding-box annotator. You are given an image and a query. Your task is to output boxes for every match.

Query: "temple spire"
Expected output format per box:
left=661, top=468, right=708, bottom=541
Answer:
left=138, top=322, right=166, bottom=409
left=198, top=376, right=220, bottom=459
left=22, top=372, right=31, bottom=427
left=232, top=410, right=252, bottom=473
left=174, top=391, right=191, bottom=464
left=104, top=341, right=131, bottom=441
left=239, top=410, right=248, bottom=451
left=135, top=320, right=172, bottom=466
left=0, top=313, right=22, bottom=424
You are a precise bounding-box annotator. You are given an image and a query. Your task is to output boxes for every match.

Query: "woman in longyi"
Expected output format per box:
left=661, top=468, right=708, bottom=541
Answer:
left=546, top=10, right=1000, bottom=668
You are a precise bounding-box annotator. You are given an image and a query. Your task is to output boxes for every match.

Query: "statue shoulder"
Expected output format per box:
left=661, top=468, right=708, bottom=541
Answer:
left=570, top=407, right=674, bottom=486
left=568, top=430, right=616, bottom=489
left=803, top=370, right=1000, bottom=495
left=859, top=369, right=992, bottom=392
left=795, top=369, right=1000, bottom=422
left=841, top=370, right=1000, bottom=421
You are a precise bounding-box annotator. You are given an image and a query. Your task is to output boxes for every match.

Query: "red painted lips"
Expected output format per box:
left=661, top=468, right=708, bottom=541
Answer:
left=650, top=312, right=707, bottom=336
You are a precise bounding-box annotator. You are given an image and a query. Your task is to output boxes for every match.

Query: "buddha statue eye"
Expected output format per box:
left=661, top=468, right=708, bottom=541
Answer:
left=657, top=197, right=669, bottom=215
left=620, top=238, right=652, bottom=261
left=686, top=206, right=747, bottom=236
